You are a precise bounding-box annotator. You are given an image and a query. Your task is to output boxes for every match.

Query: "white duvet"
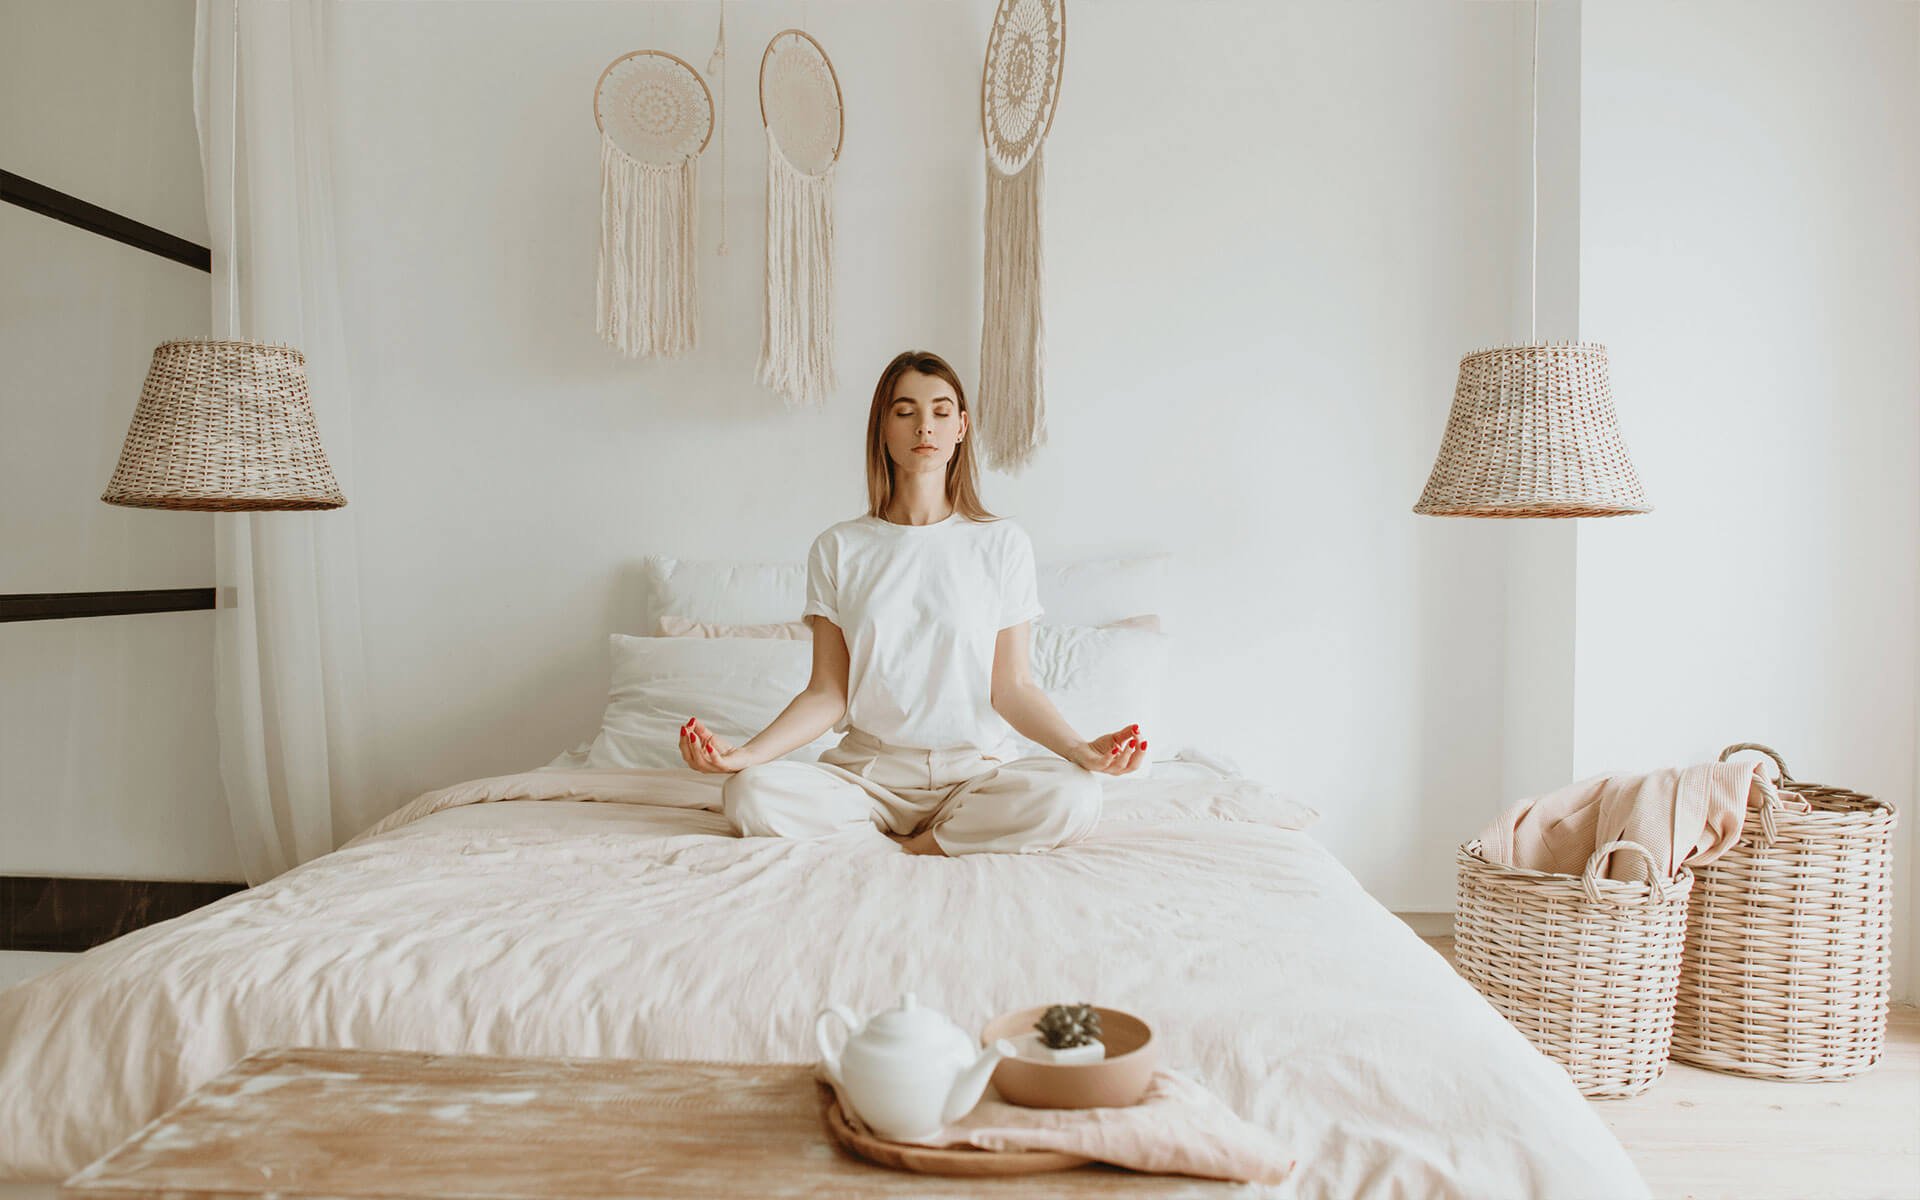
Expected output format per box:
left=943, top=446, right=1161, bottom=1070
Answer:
left=0, top=767, right=1645, bottom=1198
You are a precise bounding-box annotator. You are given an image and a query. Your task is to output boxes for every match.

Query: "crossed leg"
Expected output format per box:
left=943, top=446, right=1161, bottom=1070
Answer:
left=722, top=756, right=1103, bottom=856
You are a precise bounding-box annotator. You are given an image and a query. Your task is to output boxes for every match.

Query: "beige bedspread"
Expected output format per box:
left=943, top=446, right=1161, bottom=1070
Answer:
left=0, top=767, right=1644, bottom=1198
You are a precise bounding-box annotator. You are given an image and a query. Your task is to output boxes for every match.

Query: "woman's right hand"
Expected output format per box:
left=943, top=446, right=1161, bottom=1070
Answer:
left=680, top=717, right=750, bottom=774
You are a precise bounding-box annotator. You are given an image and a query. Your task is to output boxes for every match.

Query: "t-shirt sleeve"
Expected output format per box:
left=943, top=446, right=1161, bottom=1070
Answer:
left=801, top=532, right=839, bottom=625
left=998, top=525, right=1044, bottom=629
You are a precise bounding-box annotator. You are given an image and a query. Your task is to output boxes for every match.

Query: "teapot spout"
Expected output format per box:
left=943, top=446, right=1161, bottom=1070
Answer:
left=943, top=1038, right=1017, bottom=1126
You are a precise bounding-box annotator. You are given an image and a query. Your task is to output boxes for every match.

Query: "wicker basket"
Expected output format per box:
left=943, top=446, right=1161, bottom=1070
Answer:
left=1672, top=743, right=1899, bottom=1081
left=1456, top=839, right=1693, bottom=1098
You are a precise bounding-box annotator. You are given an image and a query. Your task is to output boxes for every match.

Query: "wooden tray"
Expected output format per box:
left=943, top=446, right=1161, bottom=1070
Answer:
left=817, top=1082, right=1093, bottom=1177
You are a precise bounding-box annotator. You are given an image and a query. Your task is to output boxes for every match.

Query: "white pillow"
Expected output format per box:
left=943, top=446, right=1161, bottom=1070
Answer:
left=624, top=551, right=1183, bottom=765
left=638, top=551, right=1173, bottom=632
left=640, top=557, right=805, bottom=629
left=1006, top=622, right=1172, bottom=765
left=578, top=635, right=839, bottom=769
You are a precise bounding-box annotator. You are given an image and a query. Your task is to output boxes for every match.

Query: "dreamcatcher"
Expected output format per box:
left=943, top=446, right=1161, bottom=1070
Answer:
left=979, top=0, right=1066, bottom=470
left=594, top=50, right=714, bottom=359
left=757, top=29, right=844, bottom=410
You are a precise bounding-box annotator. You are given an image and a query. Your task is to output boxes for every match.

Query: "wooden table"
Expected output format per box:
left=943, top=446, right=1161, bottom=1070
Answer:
left=60, top=1047, right=1236, bottom=1198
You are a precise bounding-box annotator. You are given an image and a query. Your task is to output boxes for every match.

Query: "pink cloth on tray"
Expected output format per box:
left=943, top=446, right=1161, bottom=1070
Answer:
left=816, top=1063, right=1296, bottom=1186
left=1475, top=756, right=1794, bottom=881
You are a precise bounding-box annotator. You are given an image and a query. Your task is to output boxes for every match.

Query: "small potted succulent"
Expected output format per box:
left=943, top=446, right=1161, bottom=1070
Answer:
left=1013, top=1003, right=1106, bottom=1064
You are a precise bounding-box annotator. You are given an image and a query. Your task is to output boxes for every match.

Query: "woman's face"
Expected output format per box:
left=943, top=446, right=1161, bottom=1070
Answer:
left=885, top=370, right=968, bottom=477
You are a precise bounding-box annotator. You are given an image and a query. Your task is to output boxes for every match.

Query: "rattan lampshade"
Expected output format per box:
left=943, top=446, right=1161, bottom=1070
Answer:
left=102, top=338, right=345, bottom=511
left=1413, top=342, right=1649, bottom=518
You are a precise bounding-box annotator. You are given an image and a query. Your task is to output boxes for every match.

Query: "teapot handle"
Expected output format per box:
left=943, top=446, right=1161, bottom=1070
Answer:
left=815, top=1005, right=859, bottom=1086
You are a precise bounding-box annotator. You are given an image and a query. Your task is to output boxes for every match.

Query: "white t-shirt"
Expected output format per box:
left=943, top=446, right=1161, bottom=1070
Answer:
left=801, top=512, right=1043, bottom=754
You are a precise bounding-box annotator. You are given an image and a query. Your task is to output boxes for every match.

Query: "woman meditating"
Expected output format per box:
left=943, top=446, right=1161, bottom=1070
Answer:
left=677, top=349, right=1149, bottom=856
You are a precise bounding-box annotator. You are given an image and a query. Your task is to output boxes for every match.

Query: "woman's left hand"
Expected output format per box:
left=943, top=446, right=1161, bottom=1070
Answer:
left=1079, top=724, right=1147, bottom=775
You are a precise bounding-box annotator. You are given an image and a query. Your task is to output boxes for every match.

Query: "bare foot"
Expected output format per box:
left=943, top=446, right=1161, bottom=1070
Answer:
left=897, top=828, right=949, bottom=857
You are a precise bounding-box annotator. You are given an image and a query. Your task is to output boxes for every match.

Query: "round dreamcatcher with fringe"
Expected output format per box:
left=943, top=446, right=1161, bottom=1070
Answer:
left=980, top=0, right=1065, bottom=471
left=594, top=50, right=714, bottom=359
left=758, top=29, right=844, bottom=410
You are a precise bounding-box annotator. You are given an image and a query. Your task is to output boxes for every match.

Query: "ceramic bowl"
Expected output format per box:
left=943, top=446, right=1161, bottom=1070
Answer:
left=979, top=1006, right=1157, bottom=1109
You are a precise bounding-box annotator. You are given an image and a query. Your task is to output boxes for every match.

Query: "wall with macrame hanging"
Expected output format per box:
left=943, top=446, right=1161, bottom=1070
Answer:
left=280, top=2, right=1920, bottom=938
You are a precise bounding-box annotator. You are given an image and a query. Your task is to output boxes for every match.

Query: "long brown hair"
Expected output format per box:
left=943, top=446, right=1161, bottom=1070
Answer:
left=864, top=350, right=999, bottom=522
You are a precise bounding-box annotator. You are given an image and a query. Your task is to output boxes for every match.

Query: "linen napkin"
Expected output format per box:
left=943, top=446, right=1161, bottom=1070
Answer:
left=815, top=1063, right=1296, bottom=1186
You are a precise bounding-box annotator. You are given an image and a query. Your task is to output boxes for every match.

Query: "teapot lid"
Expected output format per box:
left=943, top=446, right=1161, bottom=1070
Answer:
left=861, top=992, right=955, bottom=1046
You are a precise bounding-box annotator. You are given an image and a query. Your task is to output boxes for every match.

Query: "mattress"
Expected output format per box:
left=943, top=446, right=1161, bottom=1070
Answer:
left=0, top=766, right=1645, bottom=1197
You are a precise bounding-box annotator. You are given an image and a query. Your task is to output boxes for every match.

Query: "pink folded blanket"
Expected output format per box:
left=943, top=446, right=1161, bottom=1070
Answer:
left=816, top=1064, right=1296, bottom=1185
left=1476, top=756, right=1792, bottom=881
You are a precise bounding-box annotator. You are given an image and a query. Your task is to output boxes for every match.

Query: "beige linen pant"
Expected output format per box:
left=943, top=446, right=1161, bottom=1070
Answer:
left=722, top=728, right=1103, bottom=855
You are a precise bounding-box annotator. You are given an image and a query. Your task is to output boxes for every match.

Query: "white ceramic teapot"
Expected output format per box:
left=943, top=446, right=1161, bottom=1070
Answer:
left=816, top=992, right=1017, bottom=1142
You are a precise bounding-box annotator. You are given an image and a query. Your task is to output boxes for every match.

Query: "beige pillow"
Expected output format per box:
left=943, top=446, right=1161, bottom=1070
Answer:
left=655, top=613, right=1162, bottom=638
left=655, top=614, right=812, bottom=639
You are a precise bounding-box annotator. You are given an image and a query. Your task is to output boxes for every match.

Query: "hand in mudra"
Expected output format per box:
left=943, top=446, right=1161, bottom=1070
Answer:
left=680, top=717, right=747, bottom=774
left=1083, top=723, right=1147, bottom=775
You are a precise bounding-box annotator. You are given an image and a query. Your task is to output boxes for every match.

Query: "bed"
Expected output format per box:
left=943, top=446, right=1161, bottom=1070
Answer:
left=0, top=761, right=1646, bottom=1197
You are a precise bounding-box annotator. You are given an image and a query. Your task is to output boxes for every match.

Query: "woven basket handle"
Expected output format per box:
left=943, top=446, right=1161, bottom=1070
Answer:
left=1718, top=741, right=1794, bottom=781
left=1718, top=742, right=1789, bottom=845
left=1581, top=840, right=1674, bottom=907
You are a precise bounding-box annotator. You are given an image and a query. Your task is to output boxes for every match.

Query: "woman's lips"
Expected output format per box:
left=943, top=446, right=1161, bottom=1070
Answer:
left=912, top=446, right=937, bottom=453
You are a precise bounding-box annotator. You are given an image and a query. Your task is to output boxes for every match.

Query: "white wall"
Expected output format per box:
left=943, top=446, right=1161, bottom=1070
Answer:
left=7, top=0, right=1907, bottom=951
left=328, top=0, right=1524, bottom=910
left=1576, top=0, right=1920, bottom=994
left=1499, top=0, right=1581, bottom=810
left=0, top=0, right=234, bottom=881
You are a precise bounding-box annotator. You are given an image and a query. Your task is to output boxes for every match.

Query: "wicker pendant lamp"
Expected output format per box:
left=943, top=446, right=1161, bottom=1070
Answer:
left=1413, top=0, right=1648, bottom=519
left=102, top=4, right=344, bottom=513
left=102, top=339, right=344, bottom=511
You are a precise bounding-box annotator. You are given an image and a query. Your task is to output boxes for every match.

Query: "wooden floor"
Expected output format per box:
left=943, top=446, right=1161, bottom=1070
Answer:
left=1423, top=935, right=1920, bottom=1200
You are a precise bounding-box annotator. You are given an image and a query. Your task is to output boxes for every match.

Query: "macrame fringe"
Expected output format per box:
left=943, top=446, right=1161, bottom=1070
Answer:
left=979, top=144, right=1046, bottom=471
left=596, top=129, right=699, bottom=359
left=758, top=126, right=836, bottom=410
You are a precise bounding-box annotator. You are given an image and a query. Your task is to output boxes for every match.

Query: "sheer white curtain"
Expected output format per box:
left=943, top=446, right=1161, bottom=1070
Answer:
left=193, top=0, right=382, bottom=884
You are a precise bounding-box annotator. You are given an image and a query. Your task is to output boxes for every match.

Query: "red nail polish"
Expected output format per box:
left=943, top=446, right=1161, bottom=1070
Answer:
left=1140, top=740, right=1148, bottom=751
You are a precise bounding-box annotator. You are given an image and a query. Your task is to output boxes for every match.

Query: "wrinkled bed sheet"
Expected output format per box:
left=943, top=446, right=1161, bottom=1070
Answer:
left=0, top=767, right=1644, bottom=1198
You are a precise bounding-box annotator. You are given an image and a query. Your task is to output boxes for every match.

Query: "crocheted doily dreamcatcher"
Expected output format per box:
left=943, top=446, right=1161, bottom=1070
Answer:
left=761, top=30, right=842, bottom=175
left=978, top=0, right=1066, bottom=470
left=982, top=0, right=1064, bottom=175
left=757, top=29, right=844, bottom=409
left=595, top=50, right=713, bottom=166
left=592, top=50, right=713, bottom=360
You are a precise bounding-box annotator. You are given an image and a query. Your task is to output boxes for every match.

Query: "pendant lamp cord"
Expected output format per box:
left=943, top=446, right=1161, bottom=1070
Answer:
left=1529, top=0, right=1539, bottom=344
left=228, top=0, right=241, bottom=338
left=710, top=1, right=728, bottom=255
